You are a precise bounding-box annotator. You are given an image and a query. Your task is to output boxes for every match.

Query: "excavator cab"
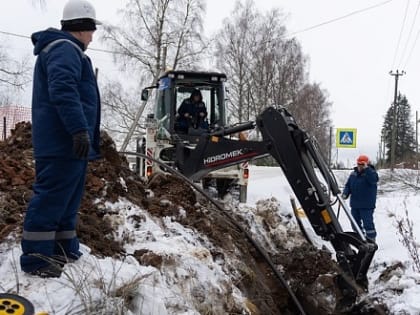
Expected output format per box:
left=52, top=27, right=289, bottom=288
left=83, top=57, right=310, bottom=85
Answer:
left=146, top=70, right=228, bottom=140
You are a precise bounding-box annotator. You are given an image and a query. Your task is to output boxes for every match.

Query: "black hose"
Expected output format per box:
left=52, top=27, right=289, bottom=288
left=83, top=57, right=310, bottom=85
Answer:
left=120, top=151, right=307, bottom=315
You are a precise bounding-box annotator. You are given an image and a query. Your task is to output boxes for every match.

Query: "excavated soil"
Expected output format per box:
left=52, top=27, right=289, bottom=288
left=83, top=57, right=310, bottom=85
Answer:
left=0, top=123, right=389, bottom=314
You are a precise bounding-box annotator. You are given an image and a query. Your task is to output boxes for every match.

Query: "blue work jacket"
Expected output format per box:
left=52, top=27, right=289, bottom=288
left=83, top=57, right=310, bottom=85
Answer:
left=177, top=99, right=208, bottom=130
left=343, top=165, right=379, bottom=209
left=31, top=28, right=101, bottom=159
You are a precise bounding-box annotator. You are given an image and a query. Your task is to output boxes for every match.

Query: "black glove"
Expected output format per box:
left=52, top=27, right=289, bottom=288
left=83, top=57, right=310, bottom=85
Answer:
left=72, top=131, right=90, bottom=159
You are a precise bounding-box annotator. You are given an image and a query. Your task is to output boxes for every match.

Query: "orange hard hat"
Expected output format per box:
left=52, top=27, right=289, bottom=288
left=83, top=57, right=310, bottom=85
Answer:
left=357, top=154, right=369, bottom=164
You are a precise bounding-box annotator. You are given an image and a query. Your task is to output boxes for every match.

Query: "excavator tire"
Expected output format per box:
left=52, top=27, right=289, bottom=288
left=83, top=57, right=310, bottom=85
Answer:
left=216, top=178, right=234, bottom=199
left=239, top=185, right=247, bottom=203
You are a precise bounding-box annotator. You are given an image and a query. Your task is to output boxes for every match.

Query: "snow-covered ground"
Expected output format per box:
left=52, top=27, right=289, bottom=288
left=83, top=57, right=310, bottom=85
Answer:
left=1, top=166, right=420, bottom=314
left=249, top=166, right=420, bottom=315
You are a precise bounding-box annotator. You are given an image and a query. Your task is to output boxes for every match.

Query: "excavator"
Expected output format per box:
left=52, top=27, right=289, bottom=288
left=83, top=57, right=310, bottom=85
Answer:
left=137, top=70, right=378, bottom=305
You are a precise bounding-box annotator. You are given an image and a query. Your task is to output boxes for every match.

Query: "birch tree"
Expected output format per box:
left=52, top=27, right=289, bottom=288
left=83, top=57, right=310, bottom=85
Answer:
left=292, top=83, right=332, bottom=152
left=0, top=47, right=30, bottom=90
left=214, top=0, right=332, bottom=151
left=100, top=0, right=207, bottom=149
left=214, top=0, right=306, bottom=123
left=214, top=1, right=256, bottom=123
left=103, top=0, right=206, bottom=81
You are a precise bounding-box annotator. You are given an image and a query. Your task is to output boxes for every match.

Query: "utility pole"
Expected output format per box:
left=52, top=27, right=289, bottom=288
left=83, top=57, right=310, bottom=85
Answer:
left=377, top=133, right=384, bottom=169
left=416, top=110, right=419, bottom=169
left=329, top=126, right=332, bottom=167
left=389, top=70, right=405, bottom=171
left=381, top=130, right=386, bottom=168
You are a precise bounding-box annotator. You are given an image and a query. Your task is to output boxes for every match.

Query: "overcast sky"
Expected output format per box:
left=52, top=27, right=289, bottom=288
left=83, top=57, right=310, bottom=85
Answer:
left=1, top=0, right=417, bottom=166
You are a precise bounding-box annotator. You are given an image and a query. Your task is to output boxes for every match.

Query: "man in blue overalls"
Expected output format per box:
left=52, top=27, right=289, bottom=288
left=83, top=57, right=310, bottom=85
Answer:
left=343, top=155, right=379, bottom=242
left=21, top=0, right=101, bottom=277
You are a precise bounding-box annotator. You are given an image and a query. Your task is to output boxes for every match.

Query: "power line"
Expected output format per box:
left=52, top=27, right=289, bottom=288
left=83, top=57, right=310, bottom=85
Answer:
left=391, top=0, right=410, bottom=69
left=398, top=0, right=420, bottom=68
left=89, top=47, right=122, bottom=54
left=0, top=30, right=30, bottom=39
left=288, top=0, right=394, bottom=37
left=402, top=27, right=420, bottom=68
left=0, top=29, right=119, bottom=55
left=3, top=2, right=396, bottom=53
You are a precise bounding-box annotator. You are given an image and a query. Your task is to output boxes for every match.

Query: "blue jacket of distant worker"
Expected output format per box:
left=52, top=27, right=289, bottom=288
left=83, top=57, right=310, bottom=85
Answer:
left=343, top=165, right=379, bottom=209
left=31, top=28, right=101, bottom=159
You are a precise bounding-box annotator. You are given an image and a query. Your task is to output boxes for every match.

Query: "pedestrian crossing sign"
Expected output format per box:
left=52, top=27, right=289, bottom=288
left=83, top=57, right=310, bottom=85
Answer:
left=336, top=128, right=357, bottom=148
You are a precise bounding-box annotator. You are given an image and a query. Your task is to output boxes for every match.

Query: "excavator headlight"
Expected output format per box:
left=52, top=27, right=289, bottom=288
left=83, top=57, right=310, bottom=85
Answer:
left=210, top=136, right=219, bottom=143
left=146, top=166, right=153, bottom=178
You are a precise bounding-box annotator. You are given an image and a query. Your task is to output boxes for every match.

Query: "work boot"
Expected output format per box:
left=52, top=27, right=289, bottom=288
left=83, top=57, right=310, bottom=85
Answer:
left=51, top=255, right=76, bottom=267
left=27, top=263, right=62, bottom=278
left=367, top=236, right=376, bottom=243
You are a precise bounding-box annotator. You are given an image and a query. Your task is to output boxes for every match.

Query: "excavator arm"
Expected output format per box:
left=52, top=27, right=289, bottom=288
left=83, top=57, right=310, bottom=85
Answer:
left=175, top=106, right=377, bottom=298
left=256, top=107, right=377, bottom=292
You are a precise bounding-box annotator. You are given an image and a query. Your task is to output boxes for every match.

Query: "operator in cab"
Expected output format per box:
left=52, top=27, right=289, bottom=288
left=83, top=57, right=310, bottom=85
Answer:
left=176, top=89, right=209, bottom=134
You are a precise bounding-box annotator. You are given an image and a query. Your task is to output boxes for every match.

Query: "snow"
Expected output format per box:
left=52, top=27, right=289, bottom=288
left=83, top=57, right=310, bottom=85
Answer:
left=249, top=166, right=420, bottom=315
left=1, top=166, right=420, bottom=314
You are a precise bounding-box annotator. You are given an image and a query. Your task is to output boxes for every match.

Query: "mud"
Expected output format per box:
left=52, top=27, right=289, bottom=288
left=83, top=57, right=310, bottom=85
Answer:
left=0, top=123, right=389, bottom=314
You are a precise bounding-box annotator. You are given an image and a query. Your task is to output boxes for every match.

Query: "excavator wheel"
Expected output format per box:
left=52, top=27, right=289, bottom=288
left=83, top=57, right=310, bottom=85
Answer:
left=0, top=294, right=34, bottom=315
left=239, top=185, right=247, bottom=203
left=216, top=178, right=234, bottom=199
left=201, top=178, right=213, bottom=190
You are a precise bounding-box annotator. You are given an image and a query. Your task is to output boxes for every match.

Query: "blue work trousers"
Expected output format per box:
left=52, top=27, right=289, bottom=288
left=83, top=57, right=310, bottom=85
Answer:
left=351, top=208, right=377, bottom=241
left=21, top=159, right=88, bottom=272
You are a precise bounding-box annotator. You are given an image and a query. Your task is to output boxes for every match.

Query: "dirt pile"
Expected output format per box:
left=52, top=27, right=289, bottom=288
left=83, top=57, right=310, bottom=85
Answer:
left=0, top=123, right=145, bottom=256
left=0, top=123, right=388, bottom=314
left=0, top=122, right=34, bottom=240
left=78, top=131, right=148, bottom=256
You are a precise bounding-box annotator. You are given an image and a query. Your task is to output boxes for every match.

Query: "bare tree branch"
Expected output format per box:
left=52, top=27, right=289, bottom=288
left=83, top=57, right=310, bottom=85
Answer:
left=213, top=0, right=331, bottom=152
left=0, top=47, right=31, bottom=89
left=99, top=0, right=207, bottom=150
left=31, top=0, right=46, bottom=9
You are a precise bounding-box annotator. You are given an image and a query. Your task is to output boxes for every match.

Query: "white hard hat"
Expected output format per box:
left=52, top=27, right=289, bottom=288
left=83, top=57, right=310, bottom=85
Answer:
left=61, top=0, right=101, bottom=29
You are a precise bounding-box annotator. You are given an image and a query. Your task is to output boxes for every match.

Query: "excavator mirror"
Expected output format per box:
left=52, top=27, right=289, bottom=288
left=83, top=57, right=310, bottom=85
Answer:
left=141, top=89, right=149, bottom=101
